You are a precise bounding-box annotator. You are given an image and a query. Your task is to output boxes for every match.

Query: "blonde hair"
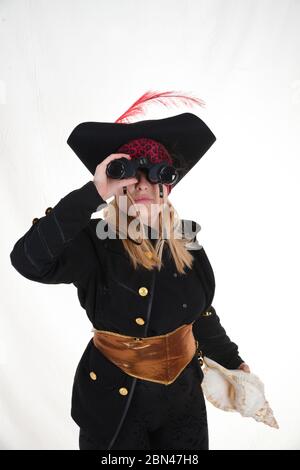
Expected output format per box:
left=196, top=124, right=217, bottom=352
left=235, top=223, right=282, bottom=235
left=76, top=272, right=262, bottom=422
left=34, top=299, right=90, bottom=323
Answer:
left=102, top=185, right=195, bottom=275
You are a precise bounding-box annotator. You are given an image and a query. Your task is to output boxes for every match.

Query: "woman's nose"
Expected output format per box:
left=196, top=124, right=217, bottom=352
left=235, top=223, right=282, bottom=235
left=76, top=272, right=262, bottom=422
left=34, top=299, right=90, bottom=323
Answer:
left=136, top=171, right=149, bottom=187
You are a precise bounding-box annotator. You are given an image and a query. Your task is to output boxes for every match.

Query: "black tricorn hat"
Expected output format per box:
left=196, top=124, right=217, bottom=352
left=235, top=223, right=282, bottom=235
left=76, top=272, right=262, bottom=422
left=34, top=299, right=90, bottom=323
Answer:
left=66, top=91, right=216, bottom=189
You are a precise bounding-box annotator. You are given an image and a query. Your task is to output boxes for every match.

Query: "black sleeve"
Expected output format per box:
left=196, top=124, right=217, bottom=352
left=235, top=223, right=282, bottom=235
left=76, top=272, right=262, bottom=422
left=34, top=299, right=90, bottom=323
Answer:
left=10, top=181, right=107, bottom=285
left=188, top=227, right=245, bottom=370
left=193, top=305, right=245, bottom=369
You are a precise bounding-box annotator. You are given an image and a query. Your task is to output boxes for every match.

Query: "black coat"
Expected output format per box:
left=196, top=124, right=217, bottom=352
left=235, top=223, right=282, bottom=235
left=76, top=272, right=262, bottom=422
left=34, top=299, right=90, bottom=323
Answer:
left=10, top=181, right=245, bottom=450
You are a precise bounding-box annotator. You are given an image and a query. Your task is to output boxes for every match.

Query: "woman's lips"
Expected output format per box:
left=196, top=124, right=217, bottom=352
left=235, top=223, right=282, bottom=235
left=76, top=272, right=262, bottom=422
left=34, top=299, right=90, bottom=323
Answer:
left=134, top=198, right=153, bottom=202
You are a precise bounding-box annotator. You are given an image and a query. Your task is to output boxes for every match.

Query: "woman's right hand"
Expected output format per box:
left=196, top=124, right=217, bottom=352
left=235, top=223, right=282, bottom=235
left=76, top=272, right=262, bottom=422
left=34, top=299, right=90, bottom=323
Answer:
left=93, top=154, right=138, bottom=201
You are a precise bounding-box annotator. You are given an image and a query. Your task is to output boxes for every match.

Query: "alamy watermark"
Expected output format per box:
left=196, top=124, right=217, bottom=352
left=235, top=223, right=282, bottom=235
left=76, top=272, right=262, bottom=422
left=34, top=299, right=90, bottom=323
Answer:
left=94, top=195, right=200, bottom=242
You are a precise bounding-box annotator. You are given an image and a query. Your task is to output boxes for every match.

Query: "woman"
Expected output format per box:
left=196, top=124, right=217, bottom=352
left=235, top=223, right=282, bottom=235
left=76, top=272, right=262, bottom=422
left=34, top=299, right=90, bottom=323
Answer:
left=10, top=92, right=250, bottom=450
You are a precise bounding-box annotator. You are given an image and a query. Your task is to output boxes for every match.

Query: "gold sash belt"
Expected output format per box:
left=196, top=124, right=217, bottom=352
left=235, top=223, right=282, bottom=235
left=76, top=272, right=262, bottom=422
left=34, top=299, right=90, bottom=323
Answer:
left=92, top=322, right=198, bottom=385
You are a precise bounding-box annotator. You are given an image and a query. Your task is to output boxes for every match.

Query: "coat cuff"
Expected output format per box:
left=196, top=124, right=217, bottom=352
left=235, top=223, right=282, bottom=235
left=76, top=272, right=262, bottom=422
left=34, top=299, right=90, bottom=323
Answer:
left=54, top=181, right=107, bottom=220
left=225, top=355, right=245, bottom=370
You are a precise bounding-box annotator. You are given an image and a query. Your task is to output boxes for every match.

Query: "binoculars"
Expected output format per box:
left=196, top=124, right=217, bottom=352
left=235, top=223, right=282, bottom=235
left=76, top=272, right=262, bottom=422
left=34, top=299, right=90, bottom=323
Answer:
left=106, top=156, right=179, bottom=186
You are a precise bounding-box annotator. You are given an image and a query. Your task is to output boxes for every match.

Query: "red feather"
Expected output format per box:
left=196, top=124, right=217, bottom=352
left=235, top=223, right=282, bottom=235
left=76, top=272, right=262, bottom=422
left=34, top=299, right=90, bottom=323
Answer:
left=115, top=90, right=206, bottom=123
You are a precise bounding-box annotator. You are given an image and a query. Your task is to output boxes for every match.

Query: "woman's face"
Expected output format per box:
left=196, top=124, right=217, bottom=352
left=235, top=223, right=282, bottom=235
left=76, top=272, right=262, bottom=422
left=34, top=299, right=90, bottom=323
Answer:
left=115, top=169, right=168, bottom=223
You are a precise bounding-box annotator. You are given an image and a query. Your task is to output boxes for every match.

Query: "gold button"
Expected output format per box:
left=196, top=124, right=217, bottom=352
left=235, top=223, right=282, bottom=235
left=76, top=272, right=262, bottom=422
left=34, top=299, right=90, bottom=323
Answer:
left=138, top=287, right=148, bottom=296
left=119, top=387, right=128, bottom=396
left=144, top=251, right=153, bottom=259
left=135, top=317, right=145, bottom=326
left=32, top=217, right=39, bottom=225
left=89, top=371, right=97, bottom=380
left=201, top=310, right=212, bottom=316
left=45, top=207, right=53, bottom=215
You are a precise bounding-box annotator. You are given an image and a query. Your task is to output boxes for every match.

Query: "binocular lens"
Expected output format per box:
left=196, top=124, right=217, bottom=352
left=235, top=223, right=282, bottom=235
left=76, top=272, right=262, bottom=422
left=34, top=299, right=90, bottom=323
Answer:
left=159, top=166, right=178, bottom=184
left=107, top=160, right=125, bottom=178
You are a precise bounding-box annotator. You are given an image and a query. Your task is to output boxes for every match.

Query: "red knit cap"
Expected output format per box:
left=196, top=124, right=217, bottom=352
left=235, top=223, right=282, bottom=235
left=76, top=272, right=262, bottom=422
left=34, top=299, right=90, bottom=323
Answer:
left=117, top=137, right=173, bottom=195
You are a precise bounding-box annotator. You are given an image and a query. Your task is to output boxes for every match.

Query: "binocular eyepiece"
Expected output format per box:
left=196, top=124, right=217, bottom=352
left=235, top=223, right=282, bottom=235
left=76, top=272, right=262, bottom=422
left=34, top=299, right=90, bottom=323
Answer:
left=106, top=156, right=179, bottom=186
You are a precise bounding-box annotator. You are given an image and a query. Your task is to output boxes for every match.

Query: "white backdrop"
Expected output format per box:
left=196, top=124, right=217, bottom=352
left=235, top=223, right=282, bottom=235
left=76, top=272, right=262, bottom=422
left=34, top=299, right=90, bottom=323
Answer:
left=1, top=0, right=299, bottom=450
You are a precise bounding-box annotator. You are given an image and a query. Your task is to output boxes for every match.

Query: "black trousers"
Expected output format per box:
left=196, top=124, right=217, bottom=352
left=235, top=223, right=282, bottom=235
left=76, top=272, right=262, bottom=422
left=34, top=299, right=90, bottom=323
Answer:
left=79, top=361, right=209, bottom=450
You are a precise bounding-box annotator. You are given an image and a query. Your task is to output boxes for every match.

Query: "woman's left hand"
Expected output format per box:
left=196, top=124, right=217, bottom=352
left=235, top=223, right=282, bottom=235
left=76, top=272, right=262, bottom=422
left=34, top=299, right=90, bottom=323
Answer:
left=238, top=362, right=251, bottom=373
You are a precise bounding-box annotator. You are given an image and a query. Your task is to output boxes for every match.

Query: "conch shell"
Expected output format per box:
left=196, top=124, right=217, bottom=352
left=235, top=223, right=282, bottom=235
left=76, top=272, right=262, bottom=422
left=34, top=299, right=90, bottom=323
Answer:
left=200, top=356, right=279, bottom=429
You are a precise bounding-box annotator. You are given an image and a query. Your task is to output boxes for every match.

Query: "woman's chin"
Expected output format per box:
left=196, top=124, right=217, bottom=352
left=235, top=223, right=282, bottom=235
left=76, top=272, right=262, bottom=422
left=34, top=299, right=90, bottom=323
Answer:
left=134, top=200, right=153, bottom=206
left=135, top=206, right=150, bottom=217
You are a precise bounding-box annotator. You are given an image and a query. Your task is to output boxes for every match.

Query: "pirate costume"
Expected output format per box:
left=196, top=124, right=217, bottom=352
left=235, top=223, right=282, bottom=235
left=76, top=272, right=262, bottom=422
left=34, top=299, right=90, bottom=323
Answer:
left=10, top=91, right=246, bottom=450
